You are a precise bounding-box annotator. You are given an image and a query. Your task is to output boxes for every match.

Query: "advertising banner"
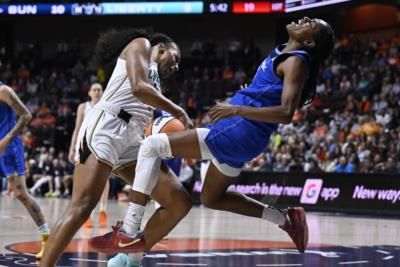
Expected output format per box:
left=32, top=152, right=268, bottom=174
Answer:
left=192, top=172, right=400, bottom=215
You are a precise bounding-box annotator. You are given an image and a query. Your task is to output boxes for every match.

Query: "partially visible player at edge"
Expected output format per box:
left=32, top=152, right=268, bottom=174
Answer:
left=0, top=80, right=50, bottom=260
left=90, top=17, right=335, bottom=257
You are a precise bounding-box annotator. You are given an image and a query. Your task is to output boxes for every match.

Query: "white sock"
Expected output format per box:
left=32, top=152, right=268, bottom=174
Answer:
left=121, top=202, right=145, bottom=236
left=261, top=205, right=286, bottom=226
left=38, top=223, right=50, bottom=234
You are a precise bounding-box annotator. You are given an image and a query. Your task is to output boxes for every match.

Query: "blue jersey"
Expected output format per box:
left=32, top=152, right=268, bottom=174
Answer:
left=0, top=81, right=25, bottom=176
left=0, top=81, right=18, bottom=141
left=230, top=45, right=310, bottom=134
left=205, top=45, right=310, bottom=168
left=0, top=102, right=17, bottom=141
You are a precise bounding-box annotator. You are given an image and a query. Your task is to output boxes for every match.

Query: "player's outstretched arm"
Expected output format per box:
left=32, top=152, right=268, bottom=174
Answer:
left=125, top=38, right=192, bottom=128
left=208, top=56, right=307, bottom=125
left=0, top=84, right=32, bottom=153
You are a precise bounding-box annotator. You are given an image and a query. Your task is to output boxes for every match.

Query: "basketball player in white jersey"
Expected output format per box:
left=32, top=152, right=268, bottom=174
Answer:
left=40, top=29, right=193, bottom=267
left=68, top=82, right=110, bottom=228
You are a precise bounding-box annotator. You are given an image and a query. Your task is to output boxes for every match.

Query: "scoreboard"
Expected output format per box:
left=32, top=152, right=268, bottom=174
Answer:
left=207, top=1, right=285, bottom=14
left=0, top=2, right=204, bottom=15
left=0, top=0, right=352, bottom=16
left=232, top=2, right=285, bottom=14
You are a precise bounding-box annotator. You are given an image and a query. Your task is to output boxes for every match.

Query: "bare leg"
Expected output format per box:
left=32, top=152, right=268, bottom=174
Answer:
left=145, top=169, right=191, bottom=250
left=99, top=179, right=110, bottom=212
left=199, top=162, right=264, bottom=217
left=135, top=129, right=265, bottom=218
left=97, top=178, right=110, bottom=227
left=8, top=175, right=46, bottom=226
left=170, top=130, right=306, bottom=252
left=62, top=175, right=72, bottom=196
left=168, top=130, right=265, bottom=218
left=99, top=129, right=276, bottom=254
left=116, top=163, right=192, bottom=251
left=130, top=129, right=202, bottom=205
left=40, top=154, right=112, bottom=267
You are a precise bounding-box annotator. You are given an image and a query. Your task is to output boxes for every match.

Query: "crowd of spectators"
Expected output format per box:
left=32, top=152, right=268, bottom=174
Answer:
left=0, top=32, right=399, bottom=197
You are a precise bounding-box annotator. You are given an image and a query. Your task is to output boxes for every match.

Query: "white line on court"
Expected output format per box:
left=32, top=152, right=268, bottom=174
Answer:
left=376, top=249, right=391, bottom=255
left=256, top=264, right=302, bottom=267
left=383, top=255, right=394, bottom=260
left=338, top=260, right=369, bottom=265
left=69, top=257, right=108, bottom=263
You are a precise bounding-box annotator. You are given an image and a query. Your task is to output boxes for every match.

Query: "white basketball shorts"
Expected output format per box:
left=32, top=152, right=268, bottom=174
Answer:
left=75, top=105, right=145, bottom=170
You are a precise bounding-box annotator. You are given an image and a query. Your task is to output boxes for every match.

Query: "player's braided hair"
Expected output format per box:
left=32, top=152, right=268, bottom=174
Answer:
left=92, top=28, right=176, bottom=83
left=299, top=21, right=335, bottom=107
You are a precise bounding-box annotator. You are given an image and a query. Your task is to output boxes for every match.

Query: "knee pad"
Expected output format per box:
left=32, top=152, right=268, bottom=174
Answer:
left=140, top=133, right=172, bottom=159
left=133, top=134, right=172, bottom=195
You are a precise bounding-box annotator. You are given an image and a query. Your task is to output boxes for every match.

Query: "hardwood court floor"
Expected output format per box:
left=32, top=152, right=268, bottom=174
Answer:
left=1, top=197, right=400, bottom=266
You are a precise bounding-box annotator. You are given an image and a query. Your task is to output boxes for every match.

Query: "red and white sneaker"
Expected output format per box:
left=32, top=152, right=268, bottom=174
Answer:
left=88, top=221, right=145, bottom=253
left=279, top=207, right=309, bottom=253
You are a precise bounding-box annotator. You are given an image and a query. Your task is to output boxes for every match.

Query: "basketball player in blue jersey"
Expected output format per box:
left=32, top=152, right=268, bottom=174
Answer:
left=90, top=17, right=335, bottom=257
left=0, top=81, right=50, bottom=260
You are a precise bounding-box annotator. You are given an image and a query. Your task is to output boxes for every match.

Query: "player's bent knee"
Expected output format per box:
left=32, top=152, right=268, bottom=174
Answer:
left=157, top=187, right=192, bottom=215
left=140, top=134, right=172, bottom=159
left=71, top=205, right=93, bottom=221
left=172, top=198, right=192, bottom=220
left=15, top=190, right=28, bottom=202
left=70, top=196, right=97, bottom=219
left=175, top=193, right=192, bottom=215
left=182, top=199, right=192, bottom=215
left=200, top=193, right=220, bottom=209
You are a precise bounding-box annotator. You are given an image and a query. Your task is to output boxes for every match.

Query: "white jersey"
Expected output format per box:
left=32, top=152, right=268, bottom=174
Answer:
left=97, top=58, right=161, bottom=129
left=84, top=101, right=94, bottom=116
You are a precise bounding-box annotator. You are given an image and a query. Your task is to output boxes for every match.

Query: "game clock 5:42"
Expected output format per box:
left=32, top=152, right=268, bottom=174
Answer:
left=207, top=1, right=230, bottom=13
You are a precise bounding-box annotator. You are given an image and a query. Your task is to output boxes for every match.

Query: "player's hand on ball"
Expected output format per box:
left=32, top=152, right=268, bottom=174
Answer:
left=175, top=107, right=194, bottom=129
left=208, top=102, right=239, bottom=124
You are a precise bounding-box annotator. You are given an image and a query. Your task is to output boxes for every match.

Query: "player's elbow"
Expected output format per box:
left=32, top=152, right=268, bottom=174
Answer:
left=23, top=112, right=32, bottom=123
left=131, top=81, right=147, bottom=97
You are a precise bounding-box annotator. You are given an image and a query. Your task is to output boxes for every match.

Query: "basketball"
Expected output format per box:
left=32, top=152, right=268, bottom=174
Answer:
left=145, top=116, right=186, bottom=136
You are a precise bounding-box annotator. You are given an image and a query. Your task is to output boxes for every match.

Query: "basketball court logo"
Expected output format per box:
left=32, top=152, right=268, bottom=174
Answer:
left=300, top=179, right=323, bottom=204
